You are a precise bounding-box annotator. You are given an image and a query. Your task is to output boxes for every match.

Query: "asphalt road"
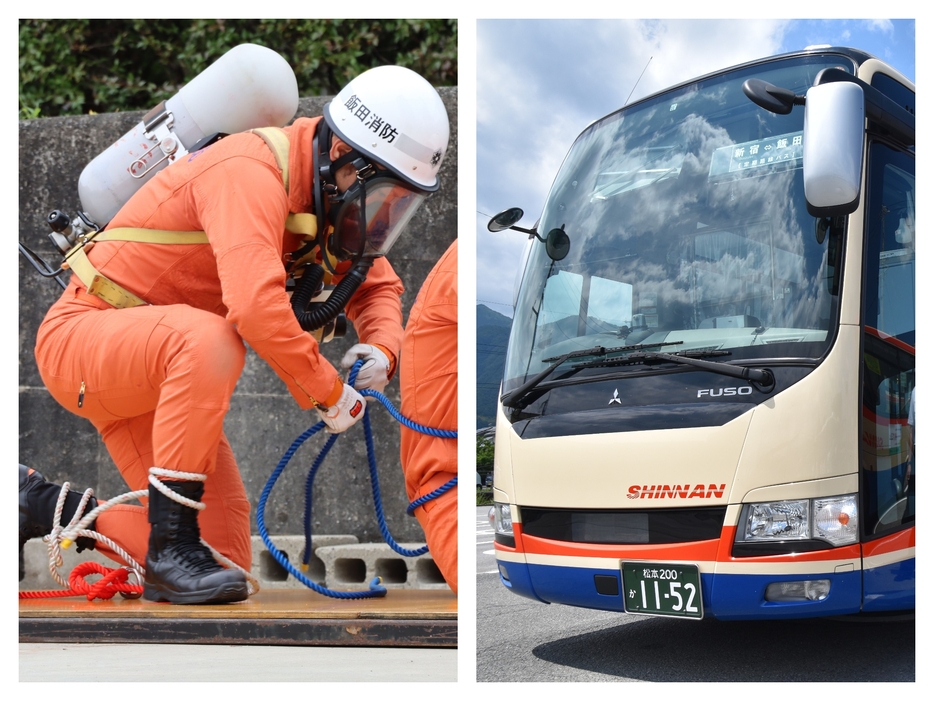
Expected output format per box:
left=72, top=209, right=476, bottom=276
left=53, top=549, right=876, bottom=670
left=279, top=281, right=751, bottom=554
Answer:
left=475, top=506, right=915, bottom=683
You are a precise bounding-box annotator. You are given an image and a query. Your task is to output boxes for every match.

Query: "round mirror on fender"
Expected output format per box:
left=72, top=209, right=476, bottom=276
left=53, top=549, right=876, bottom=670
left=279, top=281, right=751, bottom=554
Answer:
left=545, top=228, right=570, bottom=261
left=487, top=207, right=525, bottom=232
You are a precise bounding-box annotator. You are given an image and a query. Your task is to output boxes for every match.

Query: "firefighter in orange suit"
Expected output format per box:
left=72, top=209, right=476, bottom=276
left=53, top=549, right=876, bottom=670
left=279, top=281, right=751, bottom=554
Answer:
left=21, top=66, right=450, bottom=604
left=400, top=238, right=457, bottom=593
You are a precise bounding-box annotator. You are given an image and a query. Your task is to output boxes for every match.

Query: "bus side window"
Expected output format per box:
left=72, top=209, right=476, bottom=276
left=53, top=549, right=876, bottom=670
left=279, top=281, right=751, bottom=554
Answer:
left=861, top=143, right=915, bottom=536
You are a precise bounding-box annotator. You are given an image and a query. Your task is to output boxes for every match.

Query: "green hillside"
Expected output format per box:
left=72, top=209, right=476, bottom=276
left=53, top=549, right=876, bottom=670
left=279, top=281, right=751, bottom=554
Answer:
left=477, top=304, right=512, bottom=428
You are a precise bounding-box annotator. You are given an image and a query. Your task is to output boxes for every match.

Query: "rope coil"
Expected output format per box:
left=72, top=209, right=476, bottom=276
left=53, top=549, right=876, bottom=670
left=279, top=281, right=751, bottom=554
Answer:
left=19, top=562, right=143, bottom=600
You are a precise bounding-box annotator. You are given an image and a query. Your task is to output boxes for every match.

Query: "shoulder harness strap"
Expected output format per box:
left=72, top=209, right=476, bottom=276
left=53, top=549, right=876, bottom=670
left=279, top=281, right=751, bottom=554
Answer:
left=251, top=127, right=317, bottom=239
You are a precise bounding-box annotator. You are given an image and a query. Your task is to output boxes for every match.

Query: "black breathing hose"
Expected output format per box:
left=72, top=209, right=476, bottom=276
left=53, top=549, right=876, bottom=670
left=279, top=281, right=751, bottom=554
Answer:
left=290, top=257, right=374, bottom=332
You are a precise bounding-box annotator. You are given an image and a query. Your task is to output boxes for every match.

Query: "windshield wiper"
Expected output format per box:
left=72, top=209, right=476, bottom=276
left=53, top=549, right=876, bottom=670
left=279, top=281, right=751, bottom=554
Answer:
left=500, top=341, right=683, bottom=409
left=577, top=350, right=775, bottom=388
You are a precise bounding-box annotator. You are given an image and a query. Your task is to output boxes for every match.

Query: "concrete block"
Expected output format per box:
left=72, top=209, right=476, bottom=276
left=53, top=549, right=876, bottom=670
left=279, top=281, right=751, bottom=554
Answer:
left=315, top=543, right=448, bottom=591
left=20, top=535, right=448, bottom=593
left=252, top=534, right=358, bottom=588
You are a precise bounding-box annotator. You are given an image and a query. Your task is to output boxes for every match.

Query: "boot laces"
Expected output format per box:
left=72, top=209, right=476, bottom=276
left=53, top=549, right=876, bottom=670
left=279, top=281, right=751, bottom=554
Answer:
left=173, top=539, right=224, bottom=575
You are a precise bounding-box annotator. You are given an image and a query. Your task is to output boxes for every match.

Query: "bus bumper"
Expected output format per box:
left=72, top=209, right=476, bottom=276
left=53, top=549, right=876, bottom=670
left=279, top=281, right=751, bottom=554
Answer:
left=496, top=559, right=864, bottom=620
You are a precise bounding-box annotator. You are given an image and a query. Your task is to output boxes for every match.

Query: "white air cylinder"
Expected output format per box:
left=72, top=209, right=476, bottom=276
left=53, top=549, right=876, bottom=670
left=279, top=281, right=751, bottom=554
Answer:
left=78, top=43, right=299, bottom=225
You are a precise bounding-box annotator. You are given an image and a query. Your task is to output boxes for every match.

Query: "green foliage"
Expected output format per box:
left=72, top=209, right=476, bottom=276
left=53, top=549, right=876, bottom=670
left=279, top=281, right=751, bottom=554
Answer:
left=19, top=19, right=457, bottom=119
left=477, top=434, right=495, bottom=471
left=477, top=435, right=495, bottom=505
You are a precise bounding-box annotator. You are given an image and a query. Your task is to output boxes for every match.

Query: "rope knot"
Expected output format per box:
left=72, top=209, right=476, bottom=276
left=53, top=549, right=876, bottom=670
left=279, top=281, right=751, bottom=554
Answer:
left=69, top=561, right=140, bottom=601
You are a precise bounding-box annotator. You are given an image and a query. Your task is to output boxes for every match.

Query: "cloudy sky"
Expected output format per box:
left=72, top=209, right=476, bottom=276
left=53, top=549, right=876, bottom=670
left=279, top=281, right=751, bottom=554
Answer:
left=475, top=19, right=916, bottom=318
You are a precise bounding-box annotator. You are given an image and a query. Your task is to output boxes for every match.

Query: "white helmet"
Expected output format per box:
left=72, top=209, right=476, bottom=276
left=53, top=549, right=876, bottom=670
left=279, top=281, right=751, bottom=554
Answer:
left=324, top=65, right=449, bottom=192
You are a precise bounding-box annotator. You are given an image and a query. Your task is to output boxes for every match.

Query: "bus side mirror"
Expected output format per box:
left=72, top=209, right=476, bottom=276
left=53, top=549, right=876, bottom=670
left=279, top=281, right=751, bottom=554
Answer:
left=488, top=207, right=526, bottom=232
left=803, top=81, right=865, bottom=217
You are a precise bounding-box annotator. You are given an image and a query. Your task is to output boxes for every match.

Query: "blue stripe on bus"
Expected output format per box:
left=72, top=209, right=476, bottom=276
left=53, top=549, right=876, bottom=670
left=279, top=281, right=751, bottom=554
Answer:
left=498, top=561, right=868, bottom=619
left=862, top=557, right=915, bottom=612
left=708, top=569, right=862, bottom=619
left=496, top=560, right=549, bottom=604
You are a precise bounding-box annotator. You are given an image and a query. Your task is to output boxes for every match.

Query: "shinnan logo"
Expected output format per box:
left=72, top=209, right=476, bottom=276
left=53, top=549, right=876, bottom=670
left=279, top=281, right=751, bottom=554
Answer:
left=627, top=484, right=726, bottom=499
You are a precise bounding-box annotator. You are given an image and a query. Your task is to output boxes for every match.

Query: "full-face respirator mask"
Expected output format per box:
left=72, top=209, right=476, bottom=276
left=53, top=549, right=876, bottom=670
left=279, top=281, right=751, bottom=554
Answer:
left=325, top=171, right=426, bottom=265
left=289, top=119, right=430, bottom=339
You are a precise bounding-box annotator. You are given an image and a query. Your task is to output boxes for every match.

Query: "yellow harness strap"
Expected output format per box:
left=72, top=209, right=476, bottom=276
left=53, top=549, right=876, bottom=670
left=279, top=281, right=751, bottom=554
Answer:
left=67, top=127, right=320, bottom=308
left=64, top=229, right=209, bottom=308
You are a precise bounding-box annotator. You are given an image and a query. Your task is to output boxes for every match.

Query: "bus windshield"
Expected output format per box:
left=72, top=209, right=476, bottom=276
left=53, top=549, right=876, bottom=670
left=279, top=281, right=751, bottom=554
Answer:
left=504, top=54, right=854, bottom=393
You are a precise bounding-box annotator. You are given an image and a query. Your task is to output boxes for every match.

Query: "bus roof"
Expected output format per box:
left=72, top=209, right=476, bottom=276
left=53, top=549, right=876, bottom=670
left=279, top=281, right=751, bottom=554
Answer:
left=590, top=46, right=904, bottom=131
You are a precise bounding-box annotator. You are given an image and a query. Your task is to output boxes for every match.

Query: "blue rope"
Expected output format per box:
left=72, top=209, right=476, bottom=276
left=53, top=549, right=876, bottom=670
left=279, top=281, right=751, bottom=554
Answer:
left=301, top=432, right=338, bottom=569
left=258, top=359, right=457, bottom=598
left=406, top=478, right=458, bottom=516
left=359, top=388, right=457, bottom=439
left=256, top=422, right=386, bottom=598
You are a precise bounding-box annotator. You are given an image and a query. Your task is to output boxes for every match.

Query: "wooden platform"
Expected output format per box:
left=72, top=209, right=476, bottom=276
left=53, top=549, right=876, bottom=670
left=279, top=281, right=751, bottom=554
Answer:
left=20, top=589, right=457, bottom=648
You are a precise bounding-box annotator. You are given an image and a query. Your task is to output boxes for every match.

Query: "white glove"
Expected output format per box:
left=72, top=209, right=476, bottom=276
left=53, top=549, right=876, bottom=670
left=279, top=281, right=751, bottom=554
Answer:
left=315, top=383, right=366, bottom=433
left=340, top=343, right=391, bottom=394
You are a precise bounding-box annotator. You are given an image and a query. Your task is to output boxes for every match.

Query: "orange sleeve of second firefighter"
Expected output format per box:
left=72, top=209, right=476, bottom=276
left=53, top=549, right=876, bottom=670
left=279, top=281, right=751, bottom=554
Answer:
left=399, top=240, right=458, bottom=491
left=399, top=239, right=458, bottom=592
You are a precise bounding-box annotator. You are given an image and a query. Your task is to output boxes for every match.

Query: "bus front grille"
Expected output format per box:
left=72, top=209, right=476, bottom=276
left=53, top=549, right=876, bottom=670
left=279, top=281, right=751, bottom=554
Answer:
left=519, top=506, right=726, bottom=544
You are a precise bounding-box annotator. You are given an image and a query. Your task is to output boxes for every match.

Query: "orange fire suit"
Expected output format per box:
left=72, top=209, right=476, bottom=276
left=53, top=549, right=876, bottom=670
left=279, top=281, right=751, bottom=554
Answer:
left=399, top=239, right=457, bottom=593
left=35, top=117, right=404, bottom=571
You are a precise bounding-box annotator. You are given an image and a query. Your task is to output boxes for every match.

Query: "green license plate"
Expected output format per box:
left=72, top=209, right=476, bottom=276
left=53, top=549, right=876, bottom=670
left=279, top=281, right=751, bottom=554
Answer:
left=622, top=562, right=704, bottom=619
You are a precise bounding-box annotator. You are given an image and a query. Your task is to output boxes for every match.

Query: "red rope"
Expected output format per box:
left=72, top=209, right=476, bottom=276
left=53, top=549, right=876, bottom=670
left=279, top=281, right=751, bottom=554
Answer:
left=19, top=561, right=144, bottom=601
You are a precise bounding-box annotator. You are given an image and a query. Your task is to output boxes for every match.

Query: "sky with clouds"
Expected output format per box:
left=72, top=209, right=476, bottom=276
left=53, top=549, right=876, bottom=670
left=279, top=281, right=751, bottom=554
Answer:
left=475, top=19, right=916, bottom=317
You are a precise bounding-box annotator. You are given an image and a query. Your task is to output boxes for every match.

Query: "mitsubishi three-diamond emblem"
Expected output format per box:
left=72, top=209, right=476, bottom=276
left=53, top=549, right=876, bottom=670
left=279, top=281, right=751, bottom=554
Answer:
left=609, top=388, right=622, bottom=405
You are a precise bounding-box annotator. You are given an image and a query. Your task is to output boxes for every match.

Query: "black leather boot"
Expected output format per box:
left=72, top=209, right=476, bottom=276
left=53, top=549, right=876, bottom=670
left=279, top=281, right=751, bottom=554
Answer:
left=19, top=464, right=98, bottom=582
left=143, top=479, right=248, bottom=604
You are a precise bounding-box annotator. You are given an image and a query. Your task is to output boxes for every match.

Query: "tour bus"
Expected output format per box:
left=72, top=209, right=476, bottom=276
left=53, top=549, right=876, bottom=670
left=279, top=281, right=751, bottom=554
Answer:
left=488, top=46, right=914, bottom=620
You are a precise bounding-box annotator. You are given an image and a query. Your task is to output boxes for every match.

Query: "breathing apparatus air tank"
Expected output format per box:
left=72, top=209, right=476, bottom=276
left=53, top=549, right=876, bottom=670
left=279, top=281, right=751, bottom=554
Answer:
left=77, top=43, right=299, bottom=226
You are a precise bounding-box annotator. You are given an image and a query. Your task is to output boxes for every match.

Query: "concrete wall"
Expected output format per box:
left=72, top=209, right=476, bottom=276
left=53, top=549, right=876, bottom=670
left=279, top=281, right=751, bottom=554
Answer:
left=18, top=88, right=457, bottom=546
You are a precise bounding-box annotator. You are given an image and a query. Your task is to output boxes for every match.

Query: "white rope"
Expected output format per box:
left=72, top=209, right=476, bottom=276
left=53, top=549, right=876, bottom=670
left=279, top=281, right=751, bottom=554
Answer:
left=207, top=543, right=260, bottom=597
left=44, top=482, right=147, bottom=589
left=148, top=467, right=206, bottom=510
left=41, top=467, right=260, bottom=596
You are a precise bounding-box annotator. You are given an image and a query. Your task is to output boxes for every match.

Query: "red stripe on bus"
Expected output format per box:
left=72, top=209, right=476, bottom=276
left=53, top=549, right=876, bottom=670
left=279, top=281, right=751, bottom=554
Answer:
left=519, top=533, right=720, bottom=561
left=500, top=524, right=915, bottom=563
left=862, top=527, right=915, bottom=557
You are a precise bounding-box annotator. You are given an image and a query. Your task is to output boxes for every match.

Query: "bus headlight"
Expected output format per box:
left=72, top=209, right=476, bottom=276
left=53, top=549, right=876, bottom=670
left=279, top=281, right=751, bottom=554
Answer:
left=738, top=494, right=858, bottom=546
left=492, top=502, right=514, bottom=536
left=742, top=499, right=810, bottom=541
